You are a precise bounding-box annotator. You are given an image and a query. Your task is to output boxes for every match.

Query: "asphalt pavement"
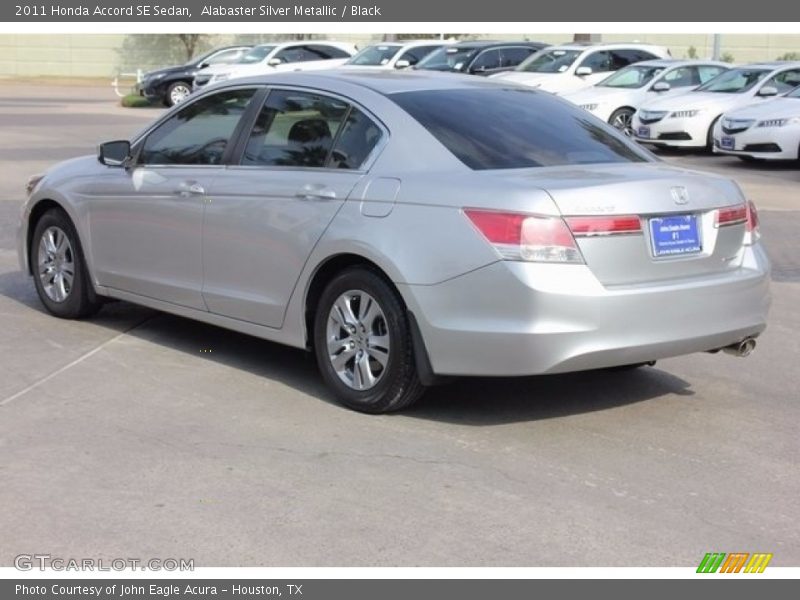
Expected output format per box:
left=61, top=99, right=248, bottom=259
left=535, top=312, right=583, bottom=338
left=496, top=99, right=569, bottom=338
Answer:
left=0, top=84, right=798, bottom=567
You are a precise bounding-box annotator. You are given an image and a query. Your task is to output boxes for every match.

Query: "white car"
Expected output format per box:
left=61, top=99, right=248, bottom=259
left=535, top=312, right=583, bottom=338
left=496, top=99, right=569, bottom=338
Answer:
left=193, top=41, right=357, bottom=89
left=712, top=85, right=800, bottom=161
left=488, top=43, right=671, bottom=94
left=563, top=60, right=729, bottom=135
left=632, top=62, right=800, bottom=149
left=341, top=40, right=451, bottom=70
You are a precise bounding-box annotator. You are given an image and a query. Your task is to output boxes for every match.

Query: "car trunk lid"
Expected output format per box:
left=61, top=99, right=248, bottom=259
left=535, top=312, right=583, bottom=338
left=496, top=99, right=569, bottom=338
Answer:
left=492, top=163, right=748, bottom=286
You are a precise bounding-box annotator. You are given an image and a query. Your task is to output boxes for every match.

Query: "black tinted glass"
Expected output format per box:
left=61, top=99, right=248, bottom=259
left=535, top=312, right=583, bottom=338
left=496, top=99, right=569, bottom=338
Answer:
left=391, top=88, right=650, bottom=170
left=140, top=88, right=255, bottom=165
left=329, top=109, right=382, bottom=169
left=242, top=89, right=348, bottom=168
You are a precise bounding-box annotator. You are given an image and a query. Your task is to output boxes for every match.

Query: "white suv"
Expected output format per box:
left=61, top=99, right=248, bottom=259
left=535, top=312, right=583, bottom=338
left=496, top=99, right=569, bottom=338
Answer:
left=194, top=41, right=357, bottom=89
left=489, top=43, right=671, bottom=94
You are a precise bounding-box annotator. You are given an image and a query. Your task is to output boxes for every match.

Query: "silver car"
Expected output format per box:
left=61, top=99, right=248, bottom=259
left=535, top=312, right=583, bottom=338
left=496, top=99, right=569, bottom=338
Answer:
left=17, top=71, right=771, bottom=413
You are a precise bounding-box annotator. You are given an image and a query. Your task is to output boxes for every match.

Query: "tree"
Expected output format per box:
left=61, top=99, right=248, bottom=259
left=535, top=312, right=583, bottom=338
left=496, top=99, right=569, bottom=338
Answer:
left=177, top=34, right=210, bottom=62
left=117, top=34, right=212, bottom=73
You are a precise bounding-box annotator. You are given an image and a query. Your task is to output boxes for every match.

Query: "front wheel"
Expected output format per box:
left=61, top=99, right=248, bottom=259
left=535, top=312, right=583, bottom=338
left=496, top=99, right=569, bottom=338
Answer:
left=609, top=108, right=635, bottom=137
left=313, top=267, right=424, bottom=413
left=706, top=116, right=721, bottom=152
left=31, top=209, right=102, bottom=319
left=165, top=81, right=192, bottom=107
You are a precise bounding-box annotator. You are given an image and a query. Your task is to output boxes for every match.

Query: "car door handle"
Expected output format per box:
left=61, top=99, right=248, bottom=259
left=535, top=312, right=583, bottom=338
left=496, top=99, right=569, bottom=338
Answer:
left=175, top=181, right=205, bottom=197
left=296, top=184, right=336, bottom=201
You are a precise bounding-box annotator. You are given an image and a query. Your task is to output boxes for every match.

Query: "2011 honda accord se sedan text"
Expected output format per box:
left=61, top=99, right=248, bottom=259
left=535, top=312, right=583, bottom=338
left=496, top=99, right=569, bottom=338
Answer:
left=17, top=71, right=771, bottom=413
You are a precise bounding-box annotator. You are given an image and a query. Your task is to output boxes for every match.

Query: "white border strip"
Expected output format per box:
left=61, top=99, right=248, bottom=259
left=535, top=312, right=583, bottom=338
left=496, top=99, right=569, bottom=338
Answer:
left=2, top=567, right=799, bottom=579
left=1, top=22, right=800, bottom=34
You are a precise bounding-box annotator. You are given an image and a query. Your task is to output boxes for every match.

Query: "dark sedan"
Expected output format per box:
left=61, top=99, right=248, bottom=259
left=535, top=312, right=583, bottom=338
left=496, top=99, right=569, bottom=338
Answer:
left=414, top=40, right=547, bottom=76
left=136, top=45, right=251, bottom=106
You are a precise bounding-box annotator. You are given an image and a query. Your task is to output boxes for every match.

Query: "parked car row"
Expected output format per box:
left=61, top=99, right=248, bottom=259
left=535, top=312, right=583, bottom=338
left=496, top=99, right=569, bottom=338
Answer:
left=136, top=40, right=800, bottom=163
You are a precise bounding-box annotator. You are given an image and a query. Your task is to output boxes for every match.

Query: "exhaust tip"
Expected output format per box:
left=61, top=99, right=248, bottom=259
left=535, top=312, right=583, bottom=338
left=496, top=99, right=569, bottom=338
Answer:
left=722, top=337, right=757, bottom=357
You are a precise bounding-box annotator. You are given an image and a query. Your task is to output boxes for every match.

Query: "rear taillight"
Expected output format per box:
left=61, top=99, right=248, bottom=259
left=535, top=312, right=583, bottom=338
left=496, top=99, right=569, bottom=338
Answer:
left=745, top=200, right=760, bottom=245
left=715, top=204, right=747, bottom=227
left=464, top=209, right=583, bottom=264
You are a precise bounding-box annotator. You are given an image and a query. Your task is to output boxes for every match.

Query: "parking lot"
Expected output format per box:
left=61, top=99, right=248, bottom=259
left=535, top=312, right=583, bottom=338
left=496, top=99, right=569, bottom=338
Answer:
left=0, top=83, right=798, bottom=567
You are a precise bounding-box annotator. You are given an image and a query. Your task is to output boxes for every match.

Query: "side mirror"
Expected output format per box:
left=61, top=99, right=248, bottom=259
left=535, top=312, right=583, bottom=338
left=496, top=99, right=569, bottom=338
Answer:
left=267, top=58, right=283, bottom=67
left=575, top=66, right=593, bottom=76
left=652, top=81, right=671, bottom=92
left=470, top=65, right=487, bottom=74
left=757, top=86, right=778, bottom=97
left=394, top=59, right=411, bottom=69
left=98, top=140, right=131, bottom=167
left=198, top=61, right=209, bottom=69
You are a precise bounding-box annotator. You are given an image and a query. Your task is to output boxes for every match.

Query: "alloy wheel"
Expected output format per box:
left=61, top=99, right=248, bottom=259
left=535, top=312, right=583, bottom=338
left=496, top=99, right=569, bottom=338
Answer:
left=37, top=226, right=74, bottom=303
left=326, top=290, right=391, bottom=391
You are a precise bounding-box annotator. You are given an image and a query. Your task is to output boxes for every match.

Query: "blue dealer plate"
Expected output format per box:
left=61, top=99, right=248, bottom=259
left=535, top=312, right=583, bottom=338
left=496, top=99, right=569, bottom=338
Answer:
left=649, top=214, right=701, bottom=257
left=637, top=126, right=651, bottom=139
left=721, top=136, right=735, bottom=150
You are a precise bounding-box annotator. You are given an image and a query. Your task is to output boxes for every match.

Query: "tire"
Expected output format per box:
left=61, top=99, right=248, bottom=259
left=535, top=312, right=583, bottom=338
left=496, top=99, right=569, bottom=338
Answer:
left=31, top=208, right=102, bottom=319
left=165, top=81, right=192, bottom=107
left=608, top=107, right=635, bottom=137
left=706, top=116, right=721, bottom=152
left=313, top=267, right=424, bottom=413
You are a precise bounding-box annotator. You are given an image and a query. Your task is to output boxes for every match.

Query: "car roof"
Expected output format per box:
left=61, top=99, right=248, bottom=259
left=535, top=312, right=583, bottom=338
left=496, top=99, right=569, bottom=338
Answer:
left=544, top=42, right=668, bottom=51
left=226, top=69, right=517, bottom=96
left=361, top=40, right=449, bottom=49
left=627, top=59, right=728, bottom=68
left=447, top=40, right=546, bottom=49
left=736, top=61, right=800, bottom=69
left=255, top=40, right=353, bottom=49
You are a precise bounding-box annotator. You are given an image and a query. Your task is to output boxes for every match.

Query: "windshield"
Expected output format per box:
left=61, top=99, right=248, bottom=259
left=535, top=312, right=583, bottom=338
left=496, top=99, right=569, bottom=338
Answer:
left=190, top=48, right=225, bottom=67
left=238, top=45, right=277, bottom=65
left=415, top=47, right=480, bottom=72
left=695, top=68, right=770, bottom=93
left=347, top=45, right=402, bottom=66
left=599, top=65, right=666, bottom=89
left=391, top=88, right=650, bottom=170
left=516, top=49, right=581, bottom=73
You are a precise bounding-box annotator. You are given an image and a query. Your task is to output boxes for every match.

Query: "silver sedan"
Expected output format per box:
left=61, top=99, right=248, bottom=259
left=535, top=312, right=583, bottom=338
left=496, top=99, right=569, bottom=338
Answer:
left=17, top=71, right=771, bottom=413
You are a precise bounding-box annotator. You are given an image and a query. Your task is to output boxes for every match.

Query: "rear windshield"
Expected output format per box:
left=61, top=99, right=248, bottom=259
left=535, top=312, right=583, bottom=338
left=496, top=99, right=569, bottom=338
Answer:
left=390, top=88, right=650, bottom=170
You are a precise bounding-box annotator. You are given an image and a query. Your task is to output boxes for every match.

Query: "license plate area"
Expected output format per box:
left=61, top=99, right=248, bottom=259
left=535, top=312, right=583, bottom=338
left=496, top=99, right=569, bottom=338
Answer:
left=638, top=126, right=651, bottom=139
left=649, top=214, right=702, bottom=257
left=721, top=136, right=735, bottom=150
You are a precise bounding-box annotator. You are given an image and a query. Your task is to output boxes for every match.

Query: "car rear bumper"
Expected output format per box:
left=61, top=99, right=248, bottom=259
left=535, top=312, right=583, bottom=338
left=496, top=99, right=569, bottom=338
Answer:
left=400, top=244, right=771, bottom=376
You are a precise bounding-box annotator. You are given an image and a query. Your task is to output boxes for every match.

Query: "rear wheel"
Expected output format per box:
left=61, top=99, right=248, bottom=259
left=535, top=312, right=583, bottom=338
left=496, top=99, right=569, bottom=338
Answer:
left=609, top=108, right=635, bottom=137
left=313, top=267, right=424, bottom=413
left=31, top=209, right=102, bottom=319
